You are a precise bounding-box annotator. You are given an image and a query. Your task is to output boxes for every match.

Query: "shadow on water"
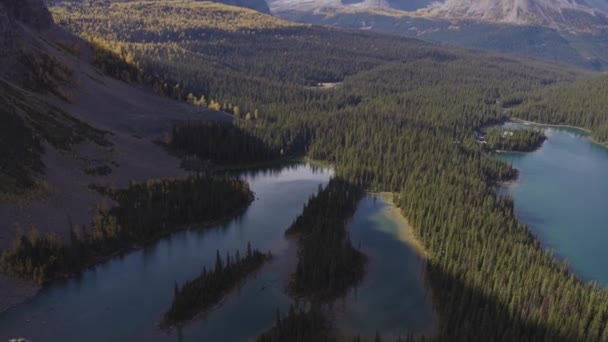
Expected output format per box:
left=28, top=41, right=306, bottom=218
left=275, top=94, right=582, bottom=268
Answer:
left=332, top=195, right=437, bottom=339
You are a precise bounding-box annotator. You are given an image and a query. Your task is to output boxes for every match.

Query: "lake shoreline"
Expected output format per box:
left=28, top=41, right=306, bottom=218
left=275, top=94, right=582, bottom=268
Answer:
left=0, top=193, right=254, bottom=316
left=510, top=118, right=607, bottom=148
left=334, top=193, right=437, bottom=340
left=498, top=124, right=608, bottom=286
left=376, top=192, right=429, bottom=259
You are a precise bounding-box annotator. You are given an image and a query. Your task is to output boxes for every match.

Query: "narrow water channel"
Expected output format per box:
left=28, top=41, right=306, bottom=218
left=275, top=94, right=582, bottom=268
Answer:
left=0, top=163, right=436, bottom=341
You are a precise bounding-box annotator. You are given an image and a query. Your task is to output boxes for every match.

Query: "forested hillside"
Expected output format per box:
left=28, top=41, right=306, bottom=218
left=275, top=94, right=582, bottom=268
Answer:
left=513, top=75, right=608, bottom=143
left=0, top=176, right=252, bottom=284
left=46, top=1, right=608, bottom=340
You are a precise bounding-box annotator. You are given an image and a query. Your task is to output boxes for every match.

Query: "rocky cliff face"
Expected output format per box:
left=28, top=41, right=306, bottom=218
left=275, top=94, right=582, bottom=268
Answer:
left=0, top=0, right=52, bottom=56
left=0, top=5, right=14, bottom=55
left=418, top=0, right=608, bottom=32
left=0, top=0, right=52, bottom=30
left=270, top=0, right=608, bottom=32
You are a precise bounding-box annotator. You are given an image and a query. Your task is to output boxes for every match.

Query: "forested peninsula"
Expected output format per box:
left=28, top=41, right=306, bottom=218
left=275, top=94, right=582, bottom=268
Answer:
left=0, top=176, right=253, bottom=284
left=0, top=1, right=606, bottom=340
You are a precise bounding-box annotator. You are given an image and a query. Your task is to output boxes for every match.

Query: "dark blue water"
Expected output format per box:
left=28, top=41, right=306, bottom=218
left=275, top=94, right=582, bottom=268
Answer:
left=0, top=164, right=436, bottom=341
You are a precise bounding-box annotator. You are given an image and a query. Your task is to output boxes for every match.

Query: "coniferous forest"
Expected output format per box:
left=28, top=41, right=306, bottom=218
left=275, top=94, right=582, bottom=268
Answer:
left=258, top=179, right=366, bottom=341
left=484, top=127, right=546, bottom=152
left=0, top=1, right=605, bottom=340
left=163, top=244, right=271, bottom=327
left=286, top=178, right=367, bottom=301
left=512, top=75, right=608, bottom=144
left=168, top=122, right=280, bottom=166
left=0, top=176, right=252, bottom=284
left=256, top=304, right=332, bottom=342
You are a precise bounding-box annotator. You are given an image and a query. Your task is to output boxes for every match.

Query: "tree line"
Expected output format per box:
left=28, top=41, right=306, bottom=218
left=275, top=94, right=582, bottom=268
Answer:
left=256, top=304, right=332, bottom=342
left=286, top=178, right=367, bottom=302
left=0, top=175, right=252, bottom=284
left=163, top=243, right=271, bottom=327
left=50, top=2, right=608, bottom=340
left=484, top=127, right=546, bottom=152
left=168, top=121, right=280, bottom=167
left=512, top=75, right=608, bottom=144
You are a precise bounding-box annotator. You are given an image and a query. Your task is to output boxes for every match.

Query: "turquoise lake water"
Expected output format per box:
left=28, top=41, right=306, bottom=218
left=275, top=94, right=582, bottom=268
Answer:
left=500, top=123, right=608, bottom=286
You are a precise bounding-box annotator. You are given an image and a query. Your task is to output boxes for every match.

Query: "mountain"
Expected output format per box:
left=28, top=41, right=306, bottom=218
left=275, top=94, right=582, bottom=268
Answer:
left=0, top=0, right=229, bottom=311
left=46, top=0, right=271, bottom=14
left=4, top=2, right=608, bottom=342
left=270, top=0, right=608, bottom=32
left=0, top=0, right=52, bottom=30
left=418, top=0, right=608, bottom=32
left=0, top=0, right=52, bottom=54
left=269, top=0, right=608, bottom=70
left=218, top=0, right=271, bottom=13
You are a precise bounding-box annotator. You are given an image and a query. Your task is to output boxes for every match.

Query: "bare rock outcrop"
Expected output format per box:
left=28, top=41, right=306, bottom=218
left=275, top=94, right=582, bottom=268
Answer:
left=0, top=5, right=13, bottom=55
left=0, top=0, right=52, bottom=56
left=0, top=0, right=53, bottom=30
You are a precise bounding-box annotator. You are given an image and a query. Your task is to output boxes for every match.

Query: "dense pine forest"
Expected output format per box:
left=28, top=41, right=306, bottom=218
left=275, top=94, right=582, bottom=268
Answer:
left=286, top=178, right=366, bottom=301
left=256, top=305, right=332, bottom=342
left=512, top=75, right=608, bottom=144
left=41, top=1, right=608, bottom=340
left=163, top=244, right=271, bottom=327
left=0, top=176, right=252, bottom=284
left=484, top=127, right=546, bottom=152
left=168, top=122, right=280, bottom=166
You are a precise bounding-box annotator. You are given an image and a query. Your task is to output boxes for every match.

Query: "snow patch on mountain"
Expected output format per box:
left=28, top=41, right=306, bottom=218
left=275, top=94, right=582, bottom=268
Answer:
left=418, top=0, right=608, bottom=29
left=269, top=0, right=608, bottom=32
left=267, top=0, right=389, bottom=14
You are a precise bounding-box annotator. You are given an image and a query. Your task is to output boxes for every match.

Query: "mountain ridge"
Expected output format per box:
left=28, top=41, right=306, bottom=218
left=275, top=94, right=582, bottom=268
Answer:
left=417, top=0, right=608, bottom=32
left=269, top=0, right=608, bottom=33
left=0, top=0, right=52, bottom=55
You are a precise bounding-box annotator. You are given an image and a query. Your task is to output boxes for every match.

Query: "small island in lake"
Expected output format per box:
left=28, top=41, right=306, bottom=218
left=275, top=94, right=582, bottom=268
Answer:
left=162, top=244, right=272, bottom=327
left=484, top=126, right=546, bottom=152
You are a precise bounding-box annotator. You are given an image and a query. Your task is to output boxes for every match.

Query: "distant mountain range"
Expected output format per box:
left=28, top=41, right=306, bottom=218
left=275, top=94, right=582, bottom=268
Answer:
left=422, top=0, right=608, bottom=31
left=269, top=0, right=608, bottom=32
left=37, top=0, right=608, bottom=70
left=267, top=0, right=608, bottom=69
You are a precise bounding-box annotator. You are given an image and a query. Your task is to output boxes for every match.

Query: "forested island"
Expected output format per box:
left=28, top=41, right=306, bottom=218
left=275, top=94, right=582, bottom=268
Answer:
left=0, top=1, right=605, bottom=340
left=162, top=244, right=271, bottom=327
left=286, top=178, right=367, bottom=301
left=484, top=127, right=546, bottom=152
left=254, top=179, right=367, bottom=341
left=0, top=176, right=253, bottom=284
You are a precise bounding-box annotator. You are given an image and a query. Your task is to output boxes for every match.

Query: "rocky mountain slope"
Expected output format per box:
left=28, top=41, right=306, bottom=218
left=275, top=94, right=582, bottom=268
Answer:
left=271, top=0, right=608, bottom=32
left=419, top=0, right=608, bottom=32
left=0, top=0, right=229, bottom=312
left=0, top=0, right=52, bottom=55
left=0, top=0, right=52, bottom=29
left=271, top=0, right=608, bottom=70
